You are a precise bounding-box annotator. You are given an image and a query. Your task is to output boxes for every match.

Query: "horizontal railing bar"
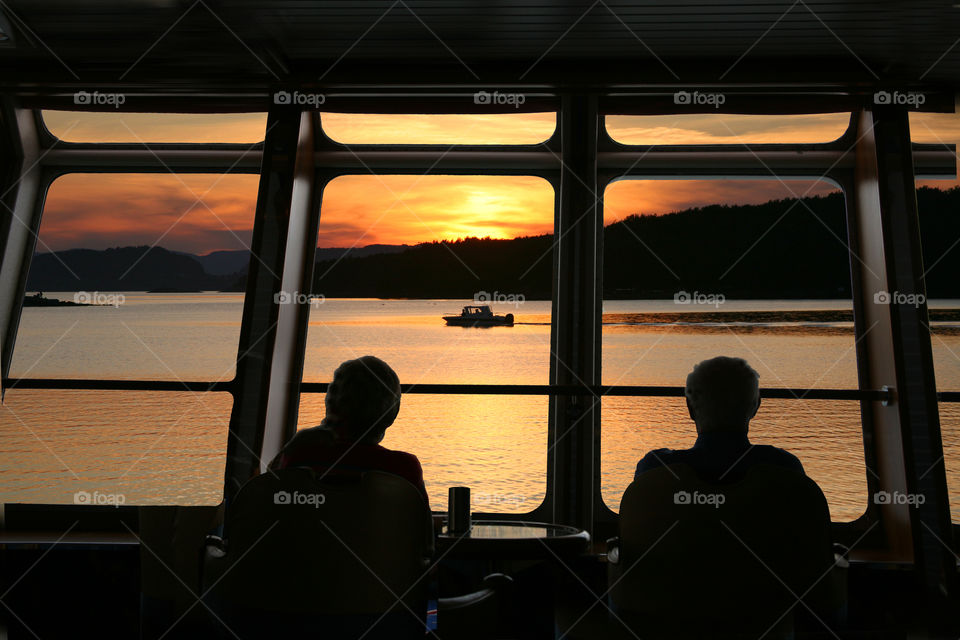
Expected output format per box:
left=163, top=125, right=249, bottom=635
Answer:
left=3, top=379, right=233, bottom=392
left=302, top=383, right=889, bottom=401
left=2, top=379, right=906, bottom=401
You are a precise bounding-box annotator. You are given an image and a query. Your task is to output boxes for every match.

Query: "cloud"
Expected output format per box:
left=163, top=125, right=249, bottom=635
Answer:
left=317, top=175, right=555, bottom=246
left=605, top=113, right=852, bottom=145
left=40, top=173, right=259, bottom=255
left=320, top=112, right=556, bottom=145
left=43, top=111, right=267, bottom=144
left=603, top=178, right=840, bottom=223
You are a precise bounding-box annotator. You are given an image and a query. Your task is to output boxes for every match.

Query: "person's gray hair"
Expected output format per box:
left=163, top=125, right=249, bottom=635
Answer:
left=325, top=356, right=401, bottom=442
left=685, top=356, right=760, bottom=431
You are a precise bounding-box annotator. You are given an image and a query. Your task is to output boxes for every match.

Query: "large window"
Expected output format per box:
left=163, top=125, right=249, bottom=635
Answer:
left=297, top=174, right=555, bottom=512
left=600, top=177, right=866, bottom=521
left=3, top=171, right=258, bottom=505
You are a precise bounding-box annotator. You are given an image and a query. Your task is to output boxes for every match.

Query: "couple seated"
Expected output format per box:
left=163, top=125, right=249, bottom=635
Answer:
left=275, top=354, right=806, bottom=497
left=223, top=355, right=834, bottom=637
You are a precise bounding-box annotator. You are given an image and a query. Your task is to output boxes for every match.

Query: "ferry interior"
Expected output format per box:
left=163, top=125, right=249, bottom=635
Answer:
left=0, top=1, right=959, bottom=638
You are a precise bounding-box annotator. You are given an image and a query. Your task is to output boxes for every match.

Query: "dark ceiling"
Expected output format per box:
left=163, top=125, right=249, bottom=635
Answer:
left=0, top=1, right=958, bottom=94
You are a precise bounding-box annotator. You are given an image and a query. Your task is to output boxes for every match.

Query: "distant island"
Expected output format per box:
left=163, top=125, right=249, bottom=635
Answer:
left=23, top=292, right=100, bottom=307
left=24, top=186, right=960, bottom=300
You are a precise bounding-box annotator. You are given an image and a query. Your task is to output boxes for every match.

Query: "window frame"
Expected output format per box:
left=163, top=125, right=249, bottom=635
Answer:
left=0, top=97, right=955, bottom=559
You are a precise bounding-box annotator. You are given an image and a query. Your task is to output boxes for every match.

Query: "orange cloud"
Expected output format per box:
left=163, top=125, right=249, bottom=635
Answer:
left=40, top=173, right=259, bottom=255
left=318, top=175, right=554, bottom=246
left=603, top=178, right=840, bottom=224
left=605, top=113, right=852, bottom=145
left=43, top=111, right=268, bottom=144
left=320, top=112, right=556, bottom=145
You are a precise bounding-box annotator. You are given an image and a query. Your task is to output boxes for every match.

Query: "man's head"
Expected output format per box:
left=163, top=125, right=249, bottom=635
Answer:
left=684, top=356, right=760, bottom=435
left=325, top=356, right=401, bottom=444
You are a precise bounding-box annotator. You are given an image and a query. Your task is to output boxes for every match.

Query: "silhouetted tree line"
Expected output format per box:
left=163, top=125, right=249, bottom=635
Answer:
left=25, top=186, right=960, bottom=299
left=314, top=186, right=960, bottom=299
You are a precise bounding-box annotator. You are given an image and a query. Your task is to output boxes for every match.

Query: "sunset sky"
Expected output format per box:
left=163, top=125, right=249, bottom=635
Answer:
left=37, top=110, right=959, bottom=256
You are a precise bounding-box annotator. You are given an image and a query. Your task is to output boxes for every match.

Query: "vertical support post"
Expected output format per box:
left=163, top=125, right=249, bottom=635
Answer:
left=0, top=103, right=43, bottom=392
left=850, top=108, right=954, bottom=607
left=550, top=94, right=601, bottom=532
left=224, top=109, right=318, bottom=500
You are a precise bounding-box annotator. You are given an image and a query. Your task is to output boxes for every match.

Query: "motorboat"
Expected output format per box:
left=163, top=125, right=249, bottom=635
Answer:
left=442, top=305, right=514, bottom=326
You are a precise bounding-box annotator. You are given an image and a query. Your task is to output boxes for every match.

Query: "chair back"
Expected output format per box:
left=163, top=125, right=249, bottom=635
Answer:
left=203, top=467, right=432, bottom=637
left=610, top=463, right=837, bottom=635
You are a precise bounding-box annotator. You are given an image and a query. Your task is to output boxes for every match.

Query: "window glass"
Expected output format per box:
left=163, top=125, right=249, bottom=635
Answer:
left=0, top=391, right=231, bottom=505
left=320, top=112, right=556, bottom=145
left=298, top=174, right=555, bottom=512
left=12, top=173, right=258, bottom=381
left=42, top=111, right=267, bottom=144
left=606, top=113, right=851, bottom=145
left=298, top=394, right=546, bottom=513
left=601, top=177, right=867, bottom=521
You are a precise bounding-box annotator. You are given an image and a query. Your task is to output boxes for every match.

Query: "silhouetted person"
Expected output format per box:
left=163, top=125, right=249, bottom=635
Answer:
left=270, top=355, right=429, bottom=507
left=635, top=356, right=804, bottom=482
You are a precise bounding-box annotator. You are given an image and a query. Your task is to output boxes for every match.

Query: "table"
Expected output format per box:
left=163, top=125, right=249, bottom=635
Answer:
left=436, top=520, right=591, bottom=635
left=437, top=519, right=590, bottom=559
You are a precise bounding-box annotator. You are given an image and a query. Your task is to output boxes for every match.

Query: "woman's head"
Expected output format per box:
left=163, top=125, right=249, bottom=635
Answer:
left=324, top=356, right=401, bottom=443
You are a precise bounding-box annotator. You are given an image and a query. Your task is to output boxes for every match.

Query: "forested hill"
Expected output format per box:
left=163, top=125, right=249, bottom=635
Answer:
left=26, top=186, right=960, bottom=298
left=313, top=186, right=960, bottom=299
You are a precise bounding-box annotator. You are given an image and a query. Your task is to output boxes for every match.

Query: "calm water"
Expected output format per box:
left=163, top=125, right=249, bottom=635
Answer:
left=3, top=294, right=960, bottom=522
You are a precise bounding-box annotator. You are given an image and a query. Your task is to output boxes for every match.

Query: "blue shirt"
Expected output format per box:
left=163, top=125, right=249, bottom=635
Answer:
left=634, top=431, right=805, bottom=483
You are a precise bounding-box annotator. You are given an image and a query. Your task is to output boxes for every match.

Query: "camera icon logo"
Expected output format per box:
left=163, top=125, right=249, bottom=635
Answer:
left=674, top=290, right=691, bottom=304
left=873, top=91, right=892, bottom=105
left=74, top=91, right=91, bottom=105
left=873, top=290, right=891, bottom=304
left=474, top=291, right=491, bottom=303
left=474, top=91, right=492, bottom=105
left=274, top=291, right=292, bottom=304
left=273, top=91, right=292, bottom=105
left=74, top=490, right=92, bottom=505
left=673, top=91, right=692, bottom=105
left=673, top=490, right=691, bottom=505
left=274, top=491, right=292, bottom=505
left=873, top=490, right=892, bottom=505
